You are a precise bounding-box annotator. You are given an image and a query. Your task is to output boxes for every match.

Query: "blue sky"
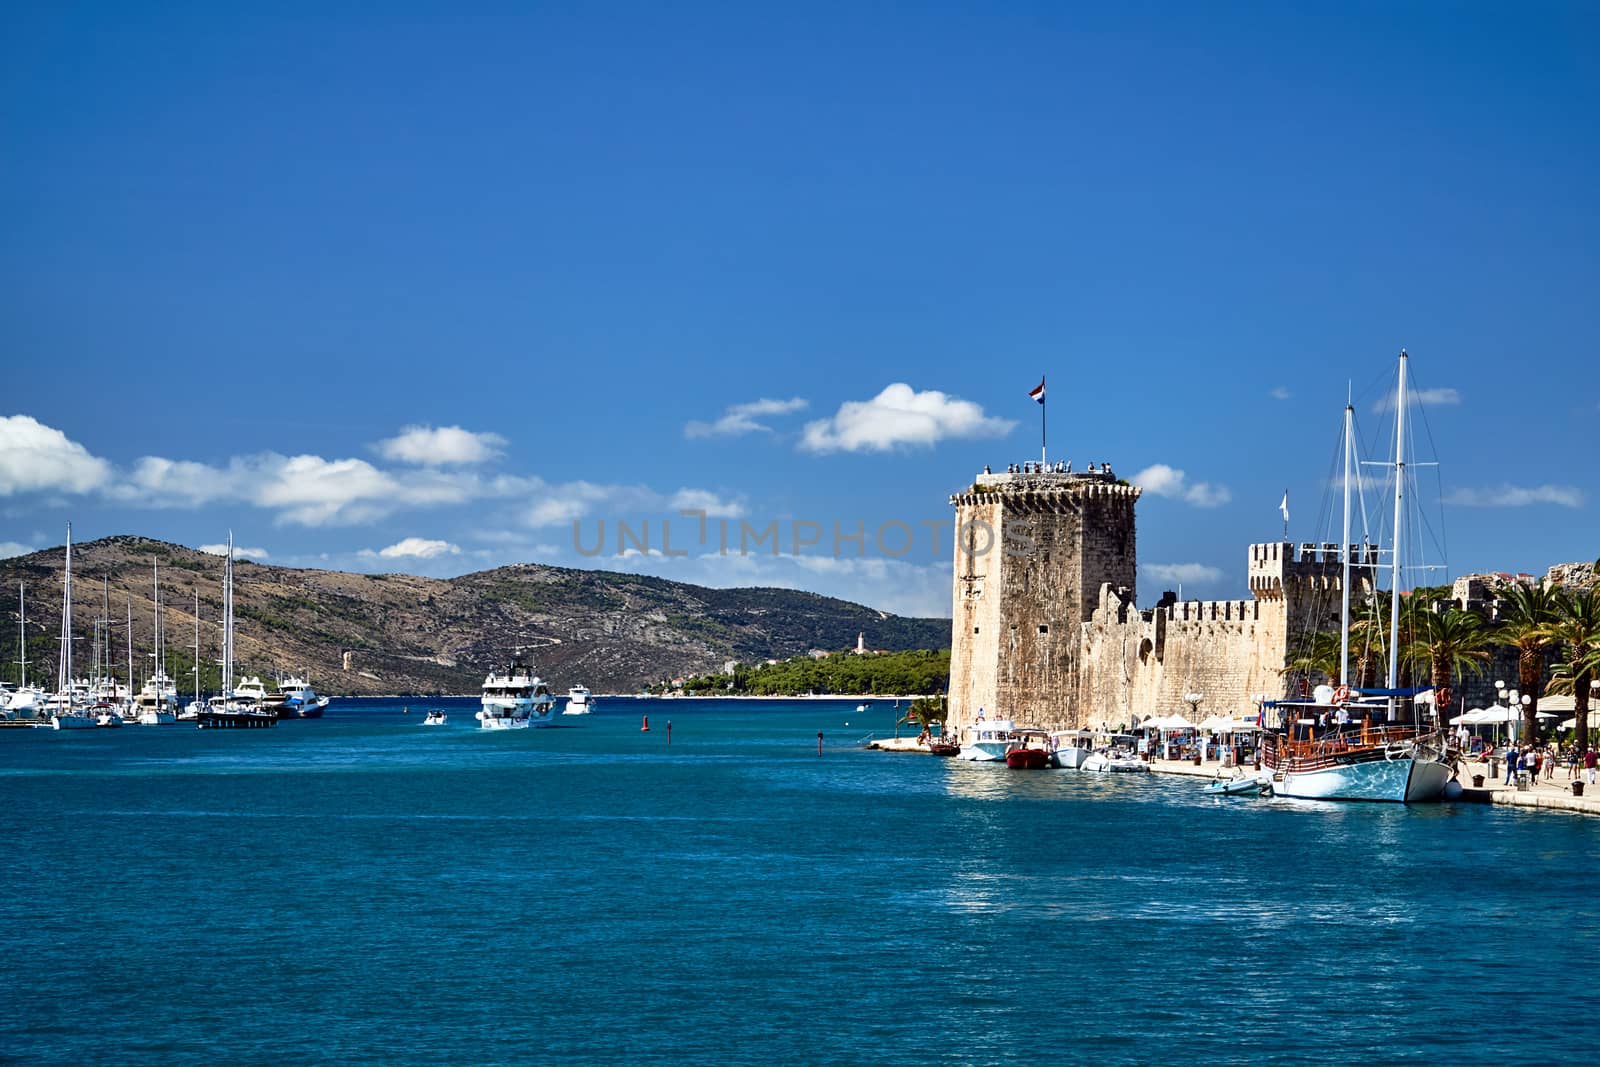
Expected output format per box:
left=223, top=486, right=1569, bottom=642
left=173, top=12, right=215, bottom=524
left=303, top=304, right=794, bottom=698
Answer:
left=3, top=2, right=1596, bottom=618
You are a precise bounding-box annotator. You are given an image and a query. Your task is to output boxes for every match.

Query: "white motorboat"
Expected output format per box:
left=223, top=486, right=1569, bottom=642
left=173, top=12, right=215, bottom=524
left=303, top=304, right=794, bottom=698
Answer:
left=477, top=651, right=558, bottom=729
left=134, top=674, right=180, bottom=724
left=563, top=685, right=595, bottom=715
left=422, top=710, right=448, bottom=726
left=1048, top=729, right=1095, bottom=769
left=233, top=675, right=270, bottom=707
left=1082, top=734, right=1150, bottom=773
left=958, top=717, right=1014, bottom=762
left=272, top=675, right=330, bottom=718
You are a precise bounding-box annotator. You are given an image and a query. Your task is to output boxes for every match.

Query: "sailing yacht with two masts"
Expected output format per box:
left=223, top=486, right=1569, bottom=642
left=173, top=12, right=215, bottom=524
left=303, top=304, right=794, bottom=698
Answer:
left=1260, top=351, right=1456, bottom=803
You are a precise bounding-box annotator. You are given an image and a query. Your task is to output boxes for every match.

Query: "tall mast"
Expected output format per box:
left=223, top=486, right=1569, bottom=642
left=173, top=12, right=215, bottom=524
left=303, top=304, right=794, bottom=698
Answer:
left=57, top=523, right=72, bottom=696
left=153, top=561, right=161, bottom=688
left=1339, top=393, right=1354, bottom=687
left=16, top=584, right=24, bottom=688
left=1385, top=350, right=1408, bottom=713
left=193, top=589, right=201, bottom=705
left=102, top=576, right=110, bottom=685
left=222, top=531, right=234, bottom=701
left=126, top=599, right=133, bottom=701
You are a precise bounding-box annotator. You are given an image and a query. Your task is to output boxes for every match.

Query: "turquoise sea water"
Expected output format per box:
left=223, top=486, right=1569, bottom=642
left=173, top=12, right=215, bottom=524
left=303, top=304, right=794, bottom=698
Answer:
left=1, top=697, right=1593, bottom=1065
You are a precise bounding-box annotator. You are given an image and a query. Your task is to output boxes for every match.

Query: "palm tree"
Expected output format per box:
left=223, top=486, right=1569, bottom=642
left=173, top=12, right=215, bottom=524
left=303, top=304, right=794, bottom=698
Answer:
left=1348, top=595, right=1390, bottom=690
left=1282, top=629, right=1340, bottom=693
left=1409, top=607, right=1495, bottom=726
left=1493, top=581, right=1564, bottom=743
left=1546, top=584, right=1600, bottom=753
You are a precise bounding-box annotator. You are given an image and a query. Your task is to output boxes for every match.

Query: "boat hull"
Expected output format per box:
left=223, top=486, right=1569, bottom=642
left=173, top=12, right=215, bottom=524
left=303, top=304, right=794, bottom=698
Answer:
left=51, top=714, right=98, bottom=730
left=1006, top=749, right=1052, bottom=769
left=1053, top=746, right=1093, bottom=769
left=1273, top=752, right=1453, bottom=802
left=958, top=742, right=1007, bottom=762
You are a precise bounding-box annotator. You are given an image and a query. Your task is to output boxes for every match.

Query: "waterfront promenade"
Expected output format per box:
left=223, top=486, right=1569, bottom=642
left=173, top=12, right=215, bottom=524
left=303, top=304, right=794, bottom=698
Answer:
left=870, top=737, right=1600, bottom=816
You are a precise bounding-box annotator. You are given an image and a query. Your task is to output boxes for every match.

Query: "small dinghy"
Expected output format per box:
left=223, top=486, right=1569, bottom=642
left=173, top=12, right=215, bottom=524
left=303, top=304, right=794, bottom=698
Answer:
left=421, top=710, right=448, bottom=726
left=1203, top=772, right=1271, bottom=797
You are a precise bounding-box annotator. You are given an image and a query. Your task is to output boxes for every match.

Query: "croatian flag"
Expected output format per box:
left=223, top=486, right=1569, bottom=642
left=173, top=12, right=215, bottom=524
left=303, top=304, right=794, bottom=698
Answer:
left=1028, top=378, right=1045, bottom=404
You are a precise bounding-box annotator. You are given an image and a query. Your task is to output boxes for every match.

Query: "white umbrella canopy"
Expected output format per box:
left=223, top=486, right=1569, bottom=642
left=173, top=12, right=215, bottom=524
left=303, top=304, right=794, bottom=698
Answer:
left=1474, top=705, right=1517, bottom=724
left=1559, top=710, right=1600, bottom=730
left=1197, top=714, right=1233, bottom=732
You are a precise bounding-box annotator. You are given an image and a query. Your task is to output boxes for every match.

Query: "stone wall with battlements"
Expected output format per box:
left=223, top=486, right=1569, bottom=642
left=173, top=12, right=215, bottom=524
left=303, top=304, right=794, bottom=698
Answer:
left=948, top=458, right=1382, bottom=732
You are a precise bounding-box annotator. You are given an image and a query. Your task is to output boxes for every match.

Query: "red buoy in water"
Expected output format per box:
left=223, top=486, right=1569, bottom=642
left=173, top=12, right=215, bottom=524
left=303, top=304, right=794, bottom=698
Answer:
left=641, top=715, right=650, bottom=732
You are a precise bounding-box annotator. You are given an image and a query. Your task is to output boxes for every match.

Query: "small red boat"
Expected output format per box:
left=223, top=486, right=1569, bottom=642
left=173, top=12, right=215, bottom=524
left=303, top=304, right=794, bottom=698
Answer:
left=1005, top=747, right=1052, bottom=769
left=1004, top=729, right=1053, bottom=769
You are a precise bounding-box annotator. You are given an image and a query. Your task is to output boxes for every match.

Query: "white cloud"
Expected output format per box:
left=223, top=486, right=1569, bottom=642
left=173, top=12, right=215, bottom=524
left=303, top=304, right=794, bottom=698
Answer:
left=799, top=383, right=1015, bottom=453
left=0, top=541, right=36, bottom=559
left=1373, top=387, right=1461, bottom=413
left=1269, top=386, right=1292, bottom=401
left=684, top=397, right=808, bottom=439
left=523, top=482, right=743, bottom=527
left=1142, top=562, right=1225, bottom=585
left=197, top=543, right=270, bottom=560
left=376, top=537, right=461, bottom=559
left=1444, top=484, right=1585, bottom=509
left=0, top=416, right=112, bottom=495
left=375, top=425, right=507, bottom=466
left=1131, top=464, right=1232, bottom=508
left=114, top=452, right=537, bottom=526
left=669, top=488, right=744, bottom=518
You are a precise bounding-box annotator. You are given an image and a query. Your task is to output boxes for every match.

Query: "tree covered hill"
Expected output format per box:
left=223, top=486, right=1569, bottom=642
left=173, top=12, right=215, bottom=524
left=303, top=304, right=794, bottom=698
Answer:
left=673, top=648, right=951, bottom=696
left=0, top=536, right=951, bottom=695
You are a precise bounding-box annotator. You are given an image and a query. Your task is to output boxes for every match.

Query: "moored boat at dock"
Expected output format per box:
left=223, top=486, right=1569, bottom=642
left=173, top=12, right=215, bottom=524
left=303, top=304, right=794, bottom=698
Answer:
left=1004, top=728, right=1053, bottom=769
left=957, top=716, right=1013, bottom=761
left=1260, top=351, right=1455, bottom=804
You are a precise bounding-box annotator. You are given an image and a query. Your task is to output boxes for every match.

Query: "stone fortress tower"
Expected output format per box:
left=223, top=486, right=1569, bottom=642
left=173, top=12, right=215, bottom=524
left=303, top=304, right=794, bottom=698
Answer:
left=946, top=463, right=1372, bottom=735
left=947, top=468, right=1140, bottom=729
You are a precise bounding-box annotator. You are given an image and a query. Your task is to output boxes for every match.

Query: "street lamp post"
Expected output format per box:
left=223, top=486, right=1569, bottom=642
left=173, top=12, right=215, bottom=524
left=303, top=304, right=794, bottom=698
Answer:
left=1184, top=691, right=1203, bottom=764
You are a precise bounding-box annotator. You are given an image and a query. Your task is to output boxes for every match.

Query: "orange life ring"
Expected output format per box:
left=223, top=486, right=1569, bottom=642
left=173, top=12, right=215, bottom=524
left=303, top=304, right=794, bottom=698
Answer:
left=1332, top=685, right=1350, bottom=705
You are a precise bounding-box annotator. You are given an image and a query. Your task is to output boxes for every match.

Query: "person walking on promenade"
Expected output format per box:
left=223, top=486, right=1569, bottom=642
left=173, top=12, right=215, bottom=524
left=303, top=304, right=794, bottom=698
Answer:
left=1585, top=747, right=1597, bottom=785
left=1569, top=746, right=1581, bottom=779
left=1505, top=744, right=1520, bottom=785
left=1545, top=745, right=1557, bottom=781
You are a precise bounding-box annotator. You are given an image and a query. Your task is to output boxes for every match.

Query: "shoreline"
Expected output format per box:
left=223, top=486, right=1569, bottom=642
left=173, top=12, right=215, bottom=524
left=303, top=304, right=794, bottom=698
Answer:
left=866, top=738, right=1600, bottom=817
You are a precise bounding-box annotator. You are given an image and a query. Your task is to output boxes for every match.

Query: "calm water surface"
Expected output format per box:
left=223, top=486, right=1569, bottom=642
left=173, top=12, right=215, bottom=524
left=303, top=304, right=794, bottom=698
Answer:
left=2, top=697, right=1593, bottom=1065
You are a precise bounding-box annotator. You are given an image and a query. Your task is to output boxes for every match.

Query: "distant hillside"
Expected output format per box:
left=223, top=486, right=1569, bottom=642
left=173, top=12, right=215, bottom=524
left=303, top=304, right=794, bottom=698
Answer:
left=0, top=536, right=951, bottom=695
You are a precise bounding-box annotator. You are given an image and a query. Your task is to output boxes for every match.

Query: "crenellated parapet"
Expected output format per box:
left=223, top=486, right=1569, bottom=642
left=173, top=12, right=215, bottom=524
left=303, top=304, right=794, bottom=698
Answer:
left=950, top=472, right=1141, bottom=510
left=1247, top=540, right=1377, bottom=600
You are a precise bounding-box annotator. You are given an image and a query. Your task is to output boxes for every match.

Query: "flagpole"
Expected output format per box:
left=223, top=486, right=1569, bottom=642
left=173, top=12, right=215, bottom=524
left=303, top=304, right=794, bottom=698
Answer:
left=1040, top=387, right=1046, bottom=466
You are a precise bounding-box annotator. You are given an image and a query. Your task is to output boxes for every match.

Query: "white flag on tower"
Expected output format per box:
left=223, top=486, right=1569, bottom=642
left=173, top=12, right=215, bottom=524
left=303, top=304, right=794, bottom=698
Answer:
left=1279, top=490, right=1290, bottom=523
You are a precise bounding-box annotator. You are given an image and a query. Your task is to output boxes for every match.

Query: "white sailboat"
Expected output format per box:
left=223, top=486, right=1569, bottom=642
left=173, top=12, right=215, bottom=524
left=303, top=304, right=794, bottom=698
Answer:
left=136, top=564, right=178, bottom=724
left=1262, top=351, right=1455, bottom=803
left=180, top=590, right=204, bottom=720
left=51, top=524, right=96, bottom=730
left=199, top=533, right=276, bottom=727
left=2, top=584, right=45, bottom=719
